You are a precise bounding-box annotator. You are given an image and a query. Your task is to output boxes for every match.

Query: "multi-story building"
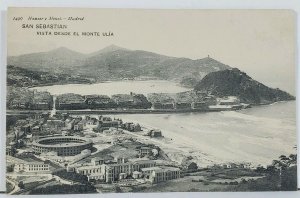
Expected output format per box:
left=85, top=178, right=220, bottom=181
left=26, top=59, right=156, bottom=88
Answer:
left=96, top=116, right=119, bottom=132
left=174, top=102, right=191, bottom=109
left=45, top=119, right=65, bottom=130
left=148, top=129, right=162, bottom=138
left=144, top=166, right=181, bottom=183
left=111, top=94, right=134, bottom=108
left=121, top=122, right=141, bottom=132
left=76, top=159, right=156, bottom=183
left=76, top=164, right=106, bottom=179
left=191, top=101, right=208, bottom=110
left=152, top=102, right=175, bottom=109
left=111, top=93, right=151, bottom=109
left=56, top=93, right=87, bottom=110
left=14, top=162, right=50, bottom=173
left=85, top=95, right=116, bottom=109
left=31, top=125, right=41, bottom=134
left=131, top=94, right=152, bottom=109
left=6, top=145, right=16, bottom=156
left=218, top=96, right=240, bottom=105
left=73, top=120, right=86, bottom=131
left=31, top=91, right=53, bottom=110
left=139, top=146, right=152, bottom=157
left=148, top=93, right=175, bottom=110
left=203, top=95, right=217, bottom=106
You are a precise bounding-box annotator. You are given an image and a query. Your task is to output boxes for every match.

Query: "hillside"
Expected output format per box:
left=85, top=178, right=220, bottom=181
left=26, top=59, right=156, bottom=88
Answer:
left=194, top=68, right=295, bottom=104
left=7, top=65, right=91, bottom=87
left=8, top=47, right=87, bottom=74
left=8, top=45, right=231, bottom=81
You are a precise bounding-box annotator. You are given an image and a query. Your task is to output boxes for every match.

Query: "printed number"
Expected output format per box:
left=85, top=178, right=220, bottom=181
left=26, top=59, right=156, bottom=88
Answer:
left=13, top=17, right=23, bottom=21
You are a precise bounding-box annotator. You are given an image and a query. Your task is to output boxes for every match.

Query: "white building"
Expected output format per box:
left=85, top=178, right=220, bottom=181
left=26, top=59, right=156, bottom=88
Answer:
left=14, top=162, right=50, bottom=173
left=76, top=159, right=156, bottom=183
left=150, top=167, right=181, bottom=183
left=141, top=166, right=181, bottom=183
left=7, top=156, right=50, bottom=173
left=218, top=96, right=240, bottom=105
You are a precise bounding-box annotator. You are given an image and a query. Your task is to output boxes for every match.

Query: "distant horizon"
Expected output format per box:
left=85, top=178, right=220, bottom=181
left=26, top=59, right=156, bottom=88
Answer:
left=7, top=44, right=218, bottom=61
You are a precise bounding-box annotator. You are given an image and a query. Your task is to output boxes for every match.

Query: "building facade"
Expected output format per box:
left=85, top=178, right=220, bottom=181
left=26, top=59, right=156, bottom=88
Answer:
left=76, top=159, right=156, bottom=183
left=14, top=162, right=50, bottom=173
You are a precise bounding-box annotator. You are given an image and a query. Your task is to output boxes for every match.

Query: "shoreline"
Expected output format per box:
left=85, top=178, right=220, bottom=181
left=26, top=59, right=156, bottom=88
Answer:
left=108, top=100, right=296, bottom=168
left=6, top=100, right=294, bottom=115
left=26, top=81, right=92, bottom=89
left=108, top=119, right=258, bottom=168
left=5, top=108, right=237, bottom=115
left=27, top=79, right=177, bottom=89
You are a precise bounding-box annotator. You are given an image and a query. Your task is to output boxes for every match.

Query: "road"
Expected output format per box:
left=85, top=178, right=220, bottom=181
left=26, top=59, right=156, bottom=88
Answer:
left=6, top=177, right=20, bottom=195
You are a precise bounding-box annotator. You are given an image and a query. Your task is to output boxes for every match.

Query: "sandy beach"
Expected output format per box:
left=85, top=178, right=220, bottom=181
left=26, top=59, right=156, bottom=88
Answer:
left=111, top=101, right=296, bottom=167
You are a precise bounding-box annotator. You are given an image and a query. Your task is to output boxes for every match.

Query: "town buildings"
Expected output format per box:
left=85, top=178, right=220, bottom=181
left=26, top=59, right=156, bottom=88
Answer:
left=191, top=101, right=208, bottom=109
left=111, top=93, right=151, bottom=109
left=8, top=86, right=248, bottom=112
left=149, top=166, right=181, bottom=183
left=75, top=157, right=181, bottom=184
left=121, top=122, right=141, bottom=132
left=96, top=116, right=119, bottom=132
left=56, top=93, right=87, bottom=110
left=8, top=156, right=50, bottom=173
left=111, top=94, right=135, bottom=108
left=14, top=162, right=50, bottom=173
left=84, top=95, right=116, bottom=109
left=7, top=87, right=53, bottom=110
left=139, top=146, right=153, bottom=157
left=218, top=96, right=240, bottom=105
left=148, top=129, right=162, bottom=138
left=31, top=91, right=53, bottom=110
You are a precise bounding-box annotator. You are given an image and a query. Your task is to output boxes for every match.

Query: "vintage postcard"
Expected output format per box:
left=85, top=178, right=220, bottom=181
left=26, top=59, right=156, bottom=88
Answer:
left=6, top=8, right=297, bottom=194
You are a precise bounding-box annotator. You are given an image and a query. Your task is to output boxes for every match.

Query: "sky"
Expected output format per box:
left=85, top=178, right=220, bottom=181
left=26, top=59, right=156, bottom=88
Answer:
left=7, top=8, right=296, bottom=94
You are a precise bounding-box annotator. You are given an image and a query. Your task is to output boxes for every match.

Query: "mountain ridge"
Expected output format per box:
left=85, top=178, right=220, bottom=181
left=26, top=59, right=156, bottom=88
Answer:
left=8, top=45, right=231, bottom=81
left=88, top=44, right=131, bottom=57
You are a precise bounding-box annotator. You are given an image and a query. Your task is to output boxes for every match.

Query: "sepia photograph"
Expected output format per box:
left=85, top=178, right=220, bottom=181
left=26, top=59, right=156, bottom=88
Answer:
left=5, top=8, right=297, bottom=194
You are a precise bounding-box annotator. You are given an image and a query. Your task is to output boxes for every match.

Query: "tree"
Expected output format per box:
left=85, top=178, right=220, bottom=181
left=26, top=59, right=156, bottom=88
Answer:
left=281, top=166, right=297, bottom=191
left=6, top=166, right=14, bottom=172
left=255, top=166, right=266, bottom=173
left=187, top=162, right=198, bottom=171
left=272, top=160, right=287, bottom=170
left=288, top=154, right=297, bottom=165
left=279, top=155, right=291, bottom=167
left=115, top=186, right=122, bottom=193
left=18, top=181, right=25, bottom=189
left=265, top=165, right=276, bottom=174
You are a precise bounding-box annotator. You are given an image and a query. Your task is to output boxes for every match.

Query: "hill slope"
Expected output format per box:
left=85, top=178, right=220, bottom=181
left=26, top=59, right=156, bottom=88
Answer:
left=8, top=46, right=231, bottom=81
left=194, top=68, right=295, bottom=104
left=7, top=65, right=91, bottom=87
left=8, top=47, right=87, bottom=73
